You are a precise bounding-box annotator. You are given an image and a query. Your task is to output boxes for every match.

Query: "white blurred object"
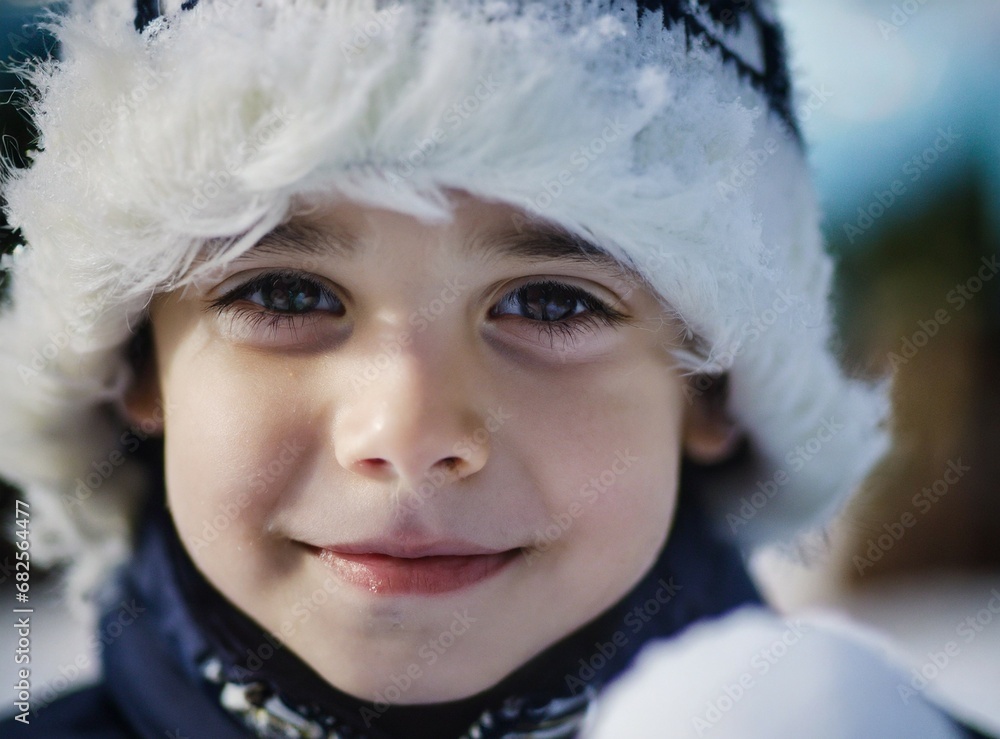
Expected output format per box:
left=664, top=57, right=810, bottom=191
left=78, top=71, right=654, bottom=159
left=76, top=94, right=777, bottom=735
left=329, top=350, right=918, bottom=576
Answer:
left=581, top=606, right=966, bottom=739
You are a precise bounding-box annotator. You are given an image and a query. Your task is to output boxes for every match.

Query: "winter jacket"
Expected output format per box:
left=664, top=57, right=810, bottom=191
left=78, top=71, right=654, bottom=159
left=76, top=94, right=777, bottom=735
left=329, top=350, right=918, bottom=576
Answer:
left=1, top=486, right=992, bottom=739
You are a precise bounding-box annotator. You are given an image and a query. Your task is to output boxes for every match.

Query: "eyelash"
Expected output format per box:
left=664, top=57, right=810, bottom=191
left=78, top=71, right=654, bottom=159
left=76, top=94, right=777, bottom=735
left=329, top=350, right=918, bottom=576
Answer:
left=206, top=270, right=630, bottom=344
left=206, top=270, right=344, bottom=342
left=489, top=278, right=630, bottom=344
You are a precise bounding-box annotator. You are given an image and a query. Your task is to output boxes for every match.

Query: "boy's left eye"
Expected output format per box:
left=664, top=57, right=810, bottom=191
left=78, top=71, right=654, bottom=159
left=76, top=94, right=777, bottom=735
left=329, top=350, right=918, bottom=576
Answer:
left=490, top=279, right=628, bottom=330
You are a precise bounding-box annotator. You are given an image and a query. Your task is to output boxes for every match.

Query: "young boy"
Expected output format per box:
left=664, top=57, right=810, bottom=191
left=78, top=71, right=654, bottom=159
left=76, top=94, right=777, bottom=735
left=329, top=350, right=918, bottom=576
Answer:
left=0, top=0, right=988, bottom=737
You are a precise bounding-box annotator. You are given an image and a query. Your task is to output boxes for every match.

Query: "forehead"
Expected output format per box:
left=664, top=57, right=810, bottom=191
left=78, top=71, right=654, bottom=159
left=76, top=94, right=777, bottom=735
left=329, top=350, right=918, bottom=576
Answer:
left=239, top=195, right=635, bottom=277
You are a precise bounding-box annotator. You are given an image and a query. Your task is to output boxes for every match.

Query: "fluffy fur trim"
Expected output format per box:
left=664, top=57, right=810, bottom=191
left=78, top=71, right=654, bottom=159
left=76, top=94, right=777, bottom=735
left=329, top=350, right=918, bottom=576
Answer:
left=583, top=606, right=966, bottom=738
left=0, top=0, right=890, bottom=607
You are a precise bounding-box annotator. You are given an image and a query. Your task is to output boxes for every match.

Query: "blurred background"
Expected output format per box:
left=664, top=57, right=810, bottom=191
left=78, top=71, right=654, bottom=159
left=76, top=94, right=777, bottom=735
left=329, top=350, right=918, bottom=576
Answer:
left=752, top=0, right=1000, bottom=733
left=0, top=0, right=997, bottom=733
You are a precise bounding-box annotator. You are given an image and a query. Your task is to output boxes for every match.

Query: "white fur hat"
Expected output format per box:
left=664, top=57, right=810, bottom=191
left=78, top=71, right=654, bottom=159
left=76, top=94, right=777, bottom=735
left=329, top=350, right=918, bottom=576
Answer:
left=0, top=0, right=890, bottom=604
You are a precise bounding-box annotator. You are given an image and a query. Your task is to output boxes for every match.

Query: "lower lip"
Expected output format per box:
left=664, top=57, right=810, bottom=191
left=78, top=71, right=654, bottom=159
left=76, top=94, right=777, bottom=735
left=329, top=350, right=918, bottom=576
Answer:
left=310, top=548, right=521, bottom=595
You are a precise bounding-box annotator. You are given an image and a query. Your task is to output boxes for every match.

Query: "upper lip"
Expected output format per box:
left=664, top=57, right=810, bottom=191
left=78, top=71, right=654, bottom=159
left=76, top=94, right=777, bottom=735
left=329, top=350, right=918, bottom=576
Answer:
left=309, top=540, right=516, bottom=559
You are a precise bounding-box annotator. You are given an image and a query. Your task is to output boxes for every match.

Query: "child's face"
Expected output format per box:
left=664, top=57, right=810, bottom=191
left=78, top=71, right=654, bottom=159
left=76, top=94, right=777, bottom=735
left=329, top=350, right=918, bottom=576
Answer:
left=135, top=191, right=717, bottom=703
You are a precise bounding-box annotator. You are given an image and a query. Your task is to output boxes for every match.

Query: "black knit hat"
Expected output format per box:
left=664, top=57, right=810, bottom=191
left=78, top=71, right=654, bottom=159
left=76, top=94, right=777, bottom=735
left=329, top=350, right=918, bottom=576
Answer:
left=135, top=0, right=799, bottom=136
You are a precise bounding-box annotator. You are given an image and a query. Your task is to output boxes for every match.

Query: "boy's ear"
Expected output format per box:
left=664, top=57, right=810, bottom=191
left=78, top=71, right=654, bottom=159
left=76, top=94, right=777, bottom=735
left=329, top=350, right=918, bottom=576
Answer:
left=682, top=375, right=743, bottom=465
left=122, top=325, right=165, bottom=435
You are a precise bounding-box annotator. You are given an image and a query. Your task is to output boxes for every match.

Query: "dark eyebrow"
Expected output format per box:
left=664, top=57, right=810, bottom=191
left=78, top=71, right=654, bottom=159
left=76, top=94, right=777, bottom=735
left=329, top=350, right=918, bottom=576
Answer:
left=238, top=216, right=628, bottom=274
left=235, top=220, right=357, bottom=261
left=466, top=222, right=627, bottom=273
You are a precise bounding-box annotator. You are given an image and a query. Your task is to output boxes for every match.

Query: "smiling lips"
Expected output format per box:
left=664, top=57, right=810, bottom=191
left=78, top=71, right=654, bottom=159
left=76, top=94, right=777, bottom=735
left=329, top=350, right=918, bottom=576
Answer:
left=309, top=541, right=522, bottom=595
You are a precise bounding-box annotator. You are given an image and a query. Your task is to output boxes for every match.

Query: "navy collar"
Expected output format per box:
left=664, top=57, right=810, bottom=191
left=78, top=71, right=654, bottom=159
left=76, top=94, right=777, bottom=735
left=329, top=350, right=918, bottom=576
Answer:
left=101, top=475, right=762, bottom=738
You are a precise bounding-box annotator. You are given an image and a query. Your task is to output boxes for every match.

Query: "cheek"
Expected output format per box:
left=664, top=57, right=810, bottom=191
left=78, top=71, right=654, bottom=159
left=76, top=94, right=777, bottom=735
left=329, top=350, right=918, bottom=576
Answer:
left=519, top=358, right=684, bottom=584
left=562, top=440, right=679, bottom=578
left=160, top=345, right=310, bottom=567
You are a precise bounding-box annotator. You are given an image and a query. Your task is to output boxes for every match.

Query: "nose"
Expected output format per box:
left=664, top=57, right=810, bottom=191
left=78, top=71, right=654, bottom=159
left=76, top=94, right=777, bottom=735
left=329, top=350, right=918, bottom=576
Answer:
left=333, top=333, right=492, bottom=491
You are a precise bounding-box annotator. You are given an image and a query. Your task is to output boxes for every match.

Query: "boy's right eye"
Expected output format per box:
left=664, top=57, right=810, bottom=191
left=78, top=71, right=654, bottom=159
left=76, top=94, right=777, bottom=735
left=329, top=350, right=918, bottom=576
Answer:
left=214, top=271, right=345, bottom=316
left=204, top=270, right=346, bottom=345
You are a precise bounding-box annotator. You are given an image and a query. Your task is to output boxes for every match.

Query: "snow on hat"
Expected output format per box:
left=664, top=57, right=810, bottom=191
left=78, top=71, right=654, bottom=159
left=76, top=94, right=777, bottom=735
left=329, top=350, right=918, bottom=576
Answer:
left=0, top=0, right=890, bottom=605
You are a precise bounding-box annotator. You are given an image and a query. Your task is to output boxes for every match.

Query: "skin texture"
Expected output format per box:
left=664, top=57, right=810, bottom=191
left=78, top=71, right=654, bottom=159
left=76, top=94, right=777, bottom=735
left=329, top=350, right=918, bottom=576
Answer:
left=127, top=190, right=735, bottom=703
